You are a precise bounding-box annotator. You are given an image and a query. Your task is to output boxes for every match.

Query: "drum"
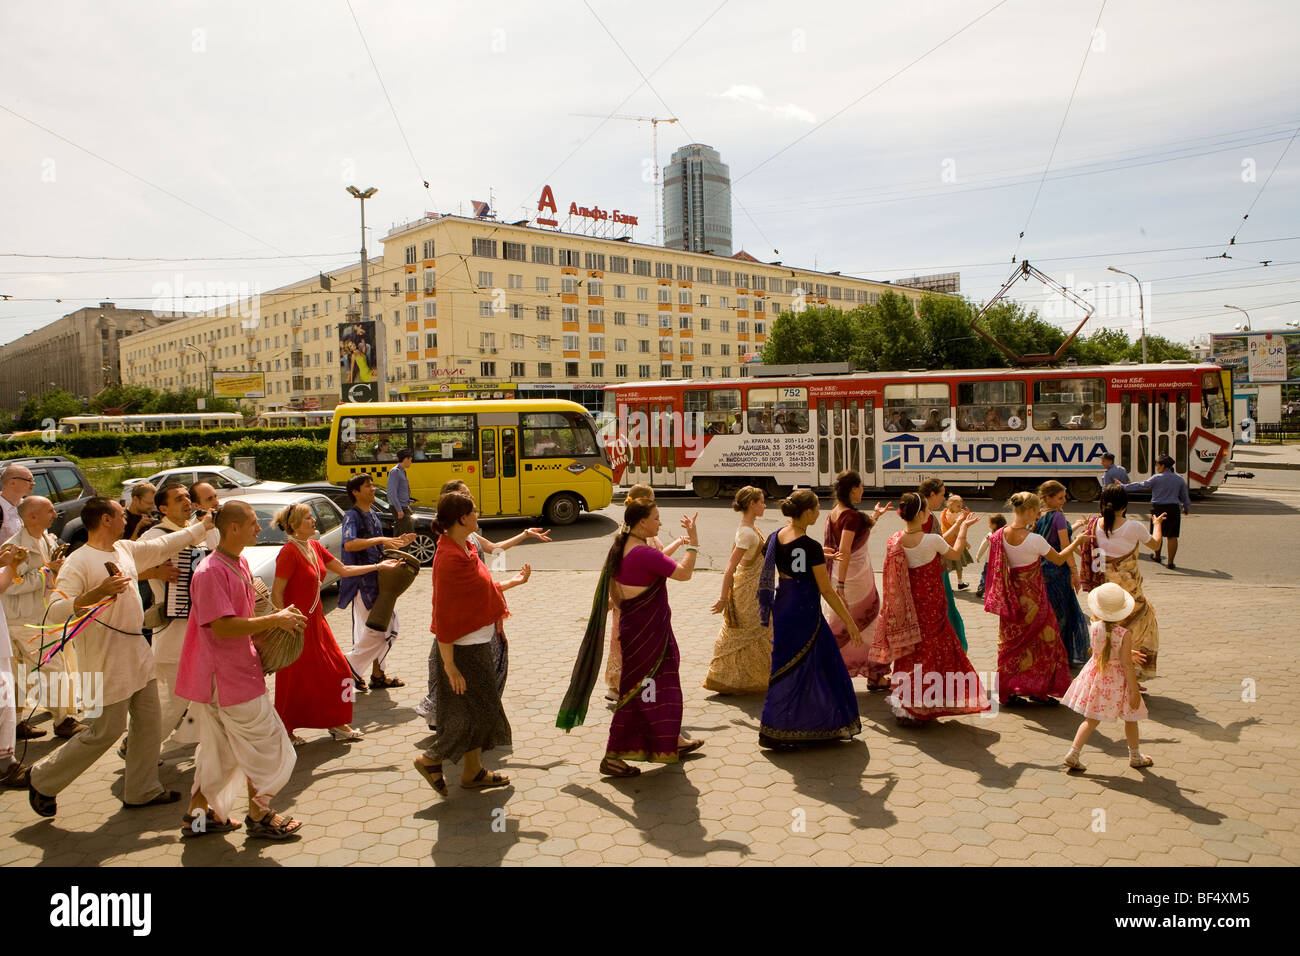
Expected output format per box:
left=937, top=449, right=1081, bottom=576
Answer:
left=364, top=549, right=421, bottom=631
left=250, top=577, right=304, bottom=674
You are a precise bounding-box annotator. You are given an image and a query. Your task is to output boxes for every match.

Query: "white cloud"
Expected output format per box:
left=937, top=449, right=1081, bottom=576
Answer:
left=715, top=84, right=817, bottom=124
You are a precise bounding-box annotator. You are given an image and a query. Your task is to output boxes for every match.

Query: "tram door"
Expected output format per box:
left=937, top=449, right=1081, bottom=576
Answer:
left=477, top=416, right=521, bottom=516
left=816, top=399, right=875, bottom=489
left=1118, top=388, right=1191, bottom=479
left=646, top=401, right=678, bottom=487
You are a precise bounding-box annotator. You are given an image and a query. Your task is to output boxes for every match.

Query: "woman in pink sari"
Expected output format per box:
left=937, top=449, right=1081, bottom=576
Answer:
left=983, top=492, right=1090, bottom=706
left=823, top=470, right=890, bottom=690
left=874, top=493, right=989, bottom=726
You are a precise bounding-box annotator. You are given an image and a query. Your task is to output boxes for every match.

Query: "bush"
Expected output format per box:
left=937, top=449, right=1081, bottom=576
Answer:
left=179, top=445, right=226, bottom=466
left=226, top=438, right=327, bottom=483
left=0, top=425, right=329, bottom=458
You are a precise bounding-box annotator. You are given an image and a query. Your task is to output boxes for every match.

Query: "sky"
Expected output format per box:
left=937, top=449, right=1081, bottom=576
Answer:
left=2, top=0, right=1298, bottom=349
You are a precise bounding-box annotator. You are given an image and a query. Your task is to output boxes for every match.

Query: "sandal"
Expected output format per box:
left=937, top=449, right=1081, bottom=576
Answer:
left=180, top=811, right=241, bottom=837
left=123, top=789, right=181, bottom=809
left=369, top=674, right=405, bottom=689
left=598, top=757, right=640, bottom=778
left=244, top=812, right=303, bottom=840
left=414, top=759, right=448, bottom=795
left=678, top=738, right=705, bottom=756
left=1129, top=753, right=1154, bottom=769
left=328, top=726, right=364, bottom=742
left=290, top=734, right=308, bottom=747
left=1063, top=754, right=1087, bottom=773
left=462, top=768, right=510, bottom=790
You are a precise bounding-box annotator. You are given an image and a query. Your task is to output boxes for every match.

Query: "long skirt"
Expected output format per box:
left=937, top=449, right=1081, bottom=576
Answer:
left=890, top=556, right=990, bottom=720
left=997, top=563, right=1072, bottom=702
left=1105, top=549, right=1160, bottom=680
left=274, top=608, right=353, bottom=734
left=703, top=546, right=771, bottom=694
left=424, top=642, right=512, bottom=764
left=943, top=572, right=968, bottom=650
left=760, top=574, right=861, bottom=748
left=606, top=580, right=683, bottom=763
left=424, top=628, right=507, bottom=727
left=825, top=544, right=886, bottom=683
left=1041, top=559, right=1090, bottom=665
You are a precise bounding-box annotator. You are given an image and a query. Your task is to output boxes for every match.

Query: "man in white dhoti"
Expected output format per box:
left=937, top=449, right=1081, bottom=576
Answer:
left=0, top=542, right=31, bottom=788
left=3, top=497, right=84, bottom=740
left=26, top=498, right=213, bottom=817
left=175, top=500, right=307, bottom=839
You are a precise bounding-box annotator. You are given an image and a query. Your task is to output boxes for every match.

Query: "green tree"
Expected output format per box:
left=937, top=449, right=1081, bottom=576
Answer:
left=918, top=294, right=1000, bottom=369
left=91, top=383, right=158, bottom=414
left=761, top=306, right=863, bottom=365
left=1126, top=334, right=1191, bottom=363
left=16, top=389, right=84, bottom=429
left=1069, top=327, right=1131, bottom=365
left=871, top=292, right=929, bottom=370
left=142, top=388, right=238, bottom=414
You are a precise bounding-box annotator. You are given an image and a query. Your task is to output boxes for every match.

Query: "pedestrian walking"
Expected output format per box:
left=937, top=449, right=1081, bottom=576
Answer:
left=1100, top=452, right=1129, bottom=489
left=1034, top=480, right=1092, bottom=666
left=1124, top=454, right=1190, bottom=569
left=702, top=486, right=772, bottom=695
left=1061, top=583, right=1154, bottom=772
left=756, top=489, right=863, bottom=750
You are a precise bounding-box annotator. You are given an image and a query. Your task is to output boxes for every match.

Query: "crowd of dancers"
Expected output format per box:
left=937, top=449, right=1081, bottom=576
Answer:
left=0, top=453, right=1171, bottom=842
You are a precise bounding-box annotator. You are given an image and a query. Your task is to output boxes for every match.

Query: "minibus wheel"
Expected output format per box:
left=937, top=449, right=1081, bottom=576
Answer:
left=692, top=476, right=721, bottom=499
left=544, top=492, right=582, bottom=526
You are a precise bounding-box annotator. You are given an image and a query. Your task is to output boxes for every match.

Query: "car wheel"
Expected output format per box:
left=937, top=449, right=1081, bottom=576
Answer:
left=409, top=533, right=438, bottom=565
left=544, top=492, right=582, bottom=526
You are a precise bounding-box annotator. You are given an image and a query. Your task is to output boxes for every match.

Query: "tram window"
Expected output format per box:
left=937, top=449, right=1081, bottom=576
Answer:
left=341, top=415, right=410, bottom=463
left=411, top=413, right=476, bottom=461
left=1200, top=372, right=1230, bottom=428
left=1138, top=433, right=1149, bottom=473
left=1158, top=395, right=1170, bottom=432
left=956, top=380, right=1025, bottom=431
left=1138, top=395, right=1149, bottom=431
left=1176, top=392, right=1189, bottom=432
left=817, top=406, right=829, bottom=473
left=1157, top=433, right=1169, bottom=462
left=684, top=388, right=741, bottom=435
left=848, top=401, right=860, bottom=437
left=520, top=412, right=598, bottom=457
left=1176, top=433, right=1188, bottom=474
left=1120, top=434, right=1132, bottom=473
left=884, top=383, right=949, bottom=432
left=1032, top=377, right=1105, bottom=430
left=1120, top=394, right=1131, bottom=431
left=747, top=387, right=808, bottom=434
left=832, top=401, right=844, bottom=436
left=833, top=437, right=844, bottom=474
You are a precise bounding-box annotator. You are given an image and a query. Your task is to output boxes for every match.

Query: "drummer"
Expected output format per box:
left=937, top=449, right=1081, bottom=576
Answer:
left=340, top=474, right=416, bottom=692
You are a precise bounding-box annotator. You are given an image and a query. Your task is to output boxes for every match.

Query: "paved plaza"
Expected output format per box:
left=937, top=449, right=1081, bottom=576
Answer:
left=2, top=458, right=1298, bottom=866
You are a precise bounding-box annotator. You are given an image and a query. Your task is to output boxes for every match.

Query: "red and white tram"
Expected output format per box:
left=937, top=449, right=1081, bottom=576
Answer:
left=601, top=363, right=1234, bottom=501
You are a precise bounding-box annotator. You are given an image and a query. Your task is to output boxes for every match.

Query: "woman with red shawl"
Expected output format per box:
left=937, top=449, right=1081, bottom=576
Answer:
left=414, top=492, right=523, bottom=796
left=983, top=492, right=1090, bottom=706
left=874, top=493, right=990, bottom=726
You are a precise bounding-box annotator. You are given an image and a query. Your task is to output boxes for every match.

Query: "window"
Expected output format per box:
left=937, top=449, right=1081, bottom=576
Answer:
left=406, top=334, right=419, bottom=351
left=884, top=383, right=951, bottom=432
left=472, top=238, right=498, bottom=258
left=566, top=361, right=580, bottom=378
left=958, top=380, right=1027, bottom=431
left=424, top=301, right=437, bottom=318
left=697, top=268, right=713, bottom=283
left=511, top=333, right=525, bottom=349
left=660, top=363, right=673, bottom=378
left=562, top=278, right=576, bottom=294
left=658, top=287, right=671, bottom=303
left=558, top=249, right=580, bottom=267
left=410, top=413, right=476, bottom=461
left=735, top=273, right=750, bottom=289
left=633, top=259, right=651, bottom=276
left=426, top=361, right=437, bottom=378
left=636, top=287, right=649, bottom=302
left=587, top=280, right=603, bottom=297
left=425, top=332, right=437, bottom=349
left=681, top=364, right=693, bottom=378
left=562, top=307, right=578, bottom=323
left=685, top=388, right=743, bottom=435
left=615, top=338, right=628, bottom=352
left=480, top=331, right=496, bottom=349
left=1032, top=377, right=1106, bottom=430
left=660, top=314, right=672, bottom=329
left=46, top=467, right=88, bottom=503
left=479, top=301, right=493, bottom=318
left=538, top=334, right=551, bottom=351
left=511, top=361, right=526, bottom=376
left=481, top=361, right=496, bottom=377
left=537, top=362, right=552, bottom=377
left=655, top=262, right=672, bottom=279
left=746, top=386, right=809, bottom=433
left=699, top=294, right=710, bottom=307
left=752, top=276, right=767, bottom=291
left=701, top=366, right=713, bottom=378
left=588, top=335, right=604, bottom=352
left=701, top=343, right=712, bottom=355
left=615, top=363, right=628, bottom=377
left=507, top=274, right=523, bottom=289
left=720, top=320, right=730, bottom=333
left=639, top=340, right=651, bottom=353
left=591, top=362, right=604, bottom=377
left=422, top=239, right=435, bottom=259
left=754, top=321, right=766, bottom=335
left=337, top=414, right=413, bottom=464
left=609, top=256, right=629, bottom=274
left=535, top=277, right=550, bottom=292
left=407, top=305, right=419, bottom=322
left=700, top=317, right=710, bottom=331
left=721, top=344, right=731, bottom=356
left=563, top=333, right=579, bottom=351
left=679, top=315, right=692, bottom=330
left=738, top=319, right=749, bottom=334
left=406, top=363, right=418, bottom=381
left=520, top=411, right=598, bottom=457
left=588, top=308, right=604, bottom=324
left=639, top=364, right=651, bottom=378
left=477, top=271, right=493, bottom=288
left=613, top=311, right=627, bottom=325
left=503, top=241, right=526, bottom=261
left=716, top=270, right=731, bottom=286
left=679, top=291, right=692, bottom=305
left=659, top=339, right=673, bottom=354
left=405, top=245, right=417, bottom=265
left=536, top=306, right=551, bottom=322
left=1201, top=370, right=1230, bottom=428
left=613, top=285, right=626, bottom=298
left=423, top=269, right=436, bottom=291
left=584, top=252, right=606, bottom=271
left=509, top=304, right=524, bottom=319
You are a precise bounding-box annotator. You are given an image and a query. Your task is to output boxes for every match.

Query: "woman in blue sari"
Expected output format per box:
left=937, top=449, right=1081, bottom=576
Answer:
left=1034, top=480, right=1090, bottom=666
left=758, top=489, right=862, bottom=750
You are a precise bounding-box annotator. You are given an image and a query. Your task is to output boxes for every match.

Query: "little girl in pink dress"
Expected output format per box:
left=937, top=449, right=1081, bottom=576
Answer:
left=1061, top=582, right=1153, bottom=772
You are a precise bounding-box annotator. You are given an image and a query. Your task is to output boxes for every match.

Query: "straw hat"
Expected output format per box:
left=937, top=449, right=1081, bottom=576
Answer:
left=1087, top=582, right=1135, bottom=622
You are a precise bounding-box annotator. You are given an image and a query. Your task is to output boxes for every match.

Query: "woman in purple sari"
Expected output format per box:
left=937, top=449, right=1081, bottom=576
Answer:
left=758, top=489, right=863, bottom=750
left=984, top=492, right=1090, bottom=706
left=1034, top=480, right=1090, bottom=666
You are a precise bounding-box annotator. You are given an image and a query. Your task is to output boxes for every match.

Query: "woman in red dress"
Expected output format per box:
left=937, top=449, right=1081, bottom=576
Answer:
left=271, top=503, right=398, bottom=745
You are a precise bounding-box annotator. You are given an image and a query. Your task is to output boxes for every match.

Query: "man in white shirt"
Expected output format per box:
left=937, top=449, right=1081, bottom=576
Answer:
left=189, top=481, right=222, bottom=550
left=0, top=464, right=34, bottom=774
left=27, top=497, right=214, bottom=817
left=3, top=496, right=83, bottom=740
left=0, top=542, right=30, bottom=787
left=0, top=464, right=30, bottom=542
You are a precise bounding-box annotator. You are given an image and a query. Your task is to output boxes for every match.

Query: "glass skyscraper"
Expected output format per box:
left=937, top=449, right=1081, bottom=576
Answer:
left=662, top=143, right=733, bottom=256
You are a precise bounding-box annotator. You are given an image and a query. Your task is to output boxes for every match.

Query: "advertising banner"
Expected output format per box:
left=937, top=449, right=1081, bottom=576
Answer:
left=212, top=370, right=266, bottom=399
left=339, top=320, right=377, bottom=401
left=1211, top=332, right=1300, bottom=384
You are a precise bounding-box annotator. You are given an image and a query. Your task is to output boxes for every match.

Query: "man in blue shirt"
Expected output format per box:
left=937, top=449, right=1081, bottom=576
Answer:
left=1124, top=454, right=1191, bottom=569
left=341, top=474, right=415, bottom=690
left=1100, top=452, right=1129, bottom=488
left=387, top=449, right=414, bottom=537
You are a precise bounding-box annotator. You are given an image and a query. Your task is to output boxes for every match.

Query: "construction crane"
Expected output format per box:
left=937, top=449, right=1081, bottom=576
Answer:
left=571, top=113, right=679, bottom=244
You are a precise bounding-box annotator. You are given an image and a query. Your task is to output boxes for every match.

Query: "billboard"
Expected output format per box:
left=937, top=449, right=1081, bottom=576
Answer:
left=339, top=320, right=378, bottom=401
left=1210, top=331, right=1300, bottom=384
left=212, top=370, right=266, bottom=399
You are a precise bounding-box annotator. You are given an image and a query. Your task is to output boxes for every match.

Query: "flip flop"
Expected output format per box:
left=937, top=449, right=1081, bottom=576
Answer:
left=462, top=768, right=510, bottom=790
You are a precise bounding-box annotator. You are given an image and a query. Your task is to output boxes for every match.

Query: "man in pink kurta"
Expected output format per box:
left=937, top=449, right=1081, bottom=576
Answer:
left=175, top=500, right=306, bottom=839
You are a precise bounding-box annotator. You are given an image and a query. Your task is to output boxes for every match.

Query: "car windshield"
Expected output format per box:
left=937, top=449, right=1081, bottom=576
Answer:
left=216, top=468, right=259, bottom=487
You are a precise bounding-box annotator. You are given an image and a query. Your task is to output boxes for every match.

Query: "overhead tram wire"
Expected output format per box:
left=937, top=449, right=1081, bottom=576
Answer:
left=1012, top=0, right=1108, bottom=263
left=1215, top=120, right=1300, bottom=257
left=345, top=0, right=437, bottom=208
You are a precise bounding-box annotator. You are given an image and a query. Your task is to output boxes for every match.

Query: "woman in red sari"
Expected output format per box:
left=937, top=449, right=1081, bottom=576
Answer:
left=874, top=493, right=989, bottom=726
left=983, top=492, right=1090, bottom=706
left=271, top=503, right=399, bottom=744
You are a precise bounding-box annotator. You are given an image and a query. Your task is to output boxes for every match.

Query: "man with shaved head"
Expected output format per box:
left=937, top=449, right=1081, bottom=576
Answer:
left=26, top=497, right=215, bottom=818
left=175, top=499, right=307, bottom=839
left=0, top=464, right=33, bottom=543
left=4, top=496, right=83, bottom=740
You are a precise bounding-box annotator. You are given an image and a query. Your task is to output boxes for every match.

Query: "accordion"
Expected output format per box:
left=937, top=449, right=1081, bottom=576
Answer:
left=164, top=547, right=208, bottom=618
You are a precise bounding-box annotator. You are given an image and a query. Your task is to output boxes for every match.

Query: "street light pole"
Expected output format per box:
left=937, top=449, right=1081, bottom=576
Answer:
left=347, top=186, right=382, bottom=397
left=1224, top=304, right=1251, bottom=332
left=1107, top=266, right=1146, bottom=363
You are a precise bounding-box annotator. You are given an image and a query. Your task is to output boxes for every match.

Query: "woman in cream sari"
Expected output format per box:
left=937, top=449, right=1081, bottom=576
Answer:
left=703, top=486, right=772, bottom=695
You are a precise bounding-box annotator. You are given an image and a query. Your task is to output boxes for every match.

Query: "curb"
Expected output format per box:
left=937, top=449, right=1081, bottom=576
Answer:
left=1234, top=460, right=1300, bottom=471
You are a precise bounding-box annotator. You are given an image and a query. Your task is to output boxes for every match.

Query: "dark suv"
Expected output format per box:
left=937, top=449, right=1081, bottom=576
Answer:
left=0, top=456, right=97, bottom=545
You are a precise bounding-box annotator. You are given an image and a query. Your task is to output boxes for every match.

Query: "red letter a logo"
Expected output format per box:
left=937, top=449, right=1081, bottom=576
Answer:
left=537, top=185, right=557, bottom=214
